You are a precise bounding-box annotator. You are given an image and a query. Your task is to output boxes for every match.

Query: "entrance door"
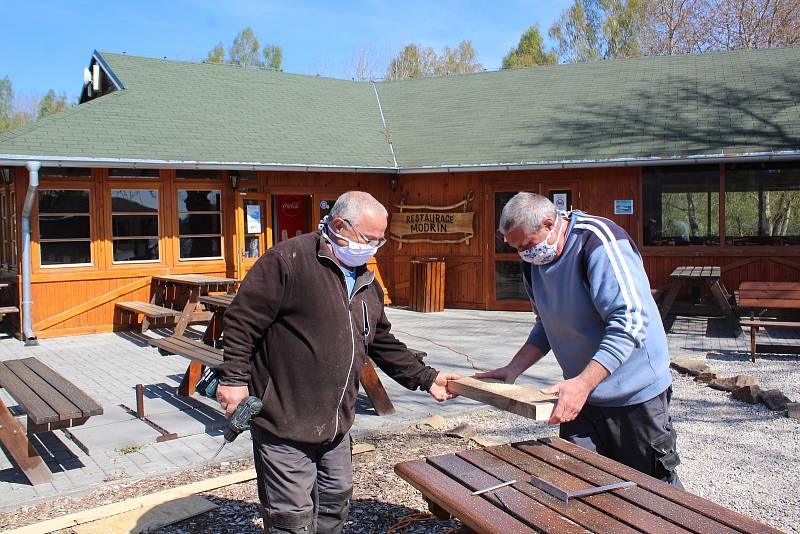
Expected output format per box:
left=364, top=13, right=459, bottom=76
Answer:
left=236, top=193, right=272, bottom=278
left=486, top=183, right=579, bottom=310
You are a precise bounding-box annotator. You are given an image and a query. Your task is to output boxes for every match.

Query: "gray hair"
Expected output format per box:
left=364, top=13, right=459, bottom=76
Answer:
left=498, top=192, right=557, bottom=235
left=329, top=191, right=388, bottom=223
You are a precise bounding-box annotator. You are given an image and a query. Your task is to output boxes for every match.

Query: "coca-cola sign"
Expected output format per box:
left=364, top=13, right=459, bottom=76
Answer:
left=281, top=197, right=303, bottom=217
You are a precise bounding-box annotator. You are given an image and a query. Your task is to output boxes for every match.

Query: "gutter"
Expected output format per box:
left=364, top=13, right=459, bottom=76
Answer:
left=1, top=150, right=799, bottom=173
left=21, top=161, right=39, bottom=345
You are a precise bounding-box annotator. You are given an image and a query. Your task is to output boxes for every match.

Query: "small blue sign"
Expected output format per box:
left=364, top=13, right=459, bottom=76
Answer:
left=614, top=199, right=633, bottom=215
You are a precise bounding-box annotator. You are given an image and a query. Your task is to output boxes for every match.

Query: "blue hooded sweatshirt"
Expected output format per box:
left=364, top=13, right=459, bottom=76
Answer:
left=524, top=211, right=672, bottom=406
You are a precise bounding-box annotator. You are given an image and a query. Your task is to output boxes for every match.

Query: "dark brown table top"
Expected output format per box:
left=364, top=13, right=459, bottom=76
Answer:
left=670, top=266, right=721, bottom=280
left=152, top=274, right=238, bottom=286
left=395, top=436, right=779, bottom=534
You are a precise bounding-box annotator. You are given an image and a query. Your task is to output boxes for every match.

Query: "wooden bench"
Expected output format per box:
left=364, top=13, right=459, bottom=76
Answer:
left=116, top=301, right=182, bottom=334
left=149, top=335, right=224, bottom=396
left=739, top=282, right=800, bottom=362
left=395, top=436, right=781, bottom=534
left=0, top=357, right=103, bottom=485
left=0, top=282, right=19, bottom=322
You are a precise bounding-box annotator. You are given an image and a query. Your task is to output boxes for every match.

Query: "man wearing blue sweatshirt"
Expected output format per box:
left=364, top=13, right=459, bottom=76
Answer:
left=477, top=192, right=681, bottom=486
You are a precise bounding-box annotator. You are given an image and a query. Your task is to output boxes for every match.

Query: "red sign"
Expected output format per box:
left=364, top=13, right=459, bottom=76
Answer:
left=275, top=195, right=310, bottom=242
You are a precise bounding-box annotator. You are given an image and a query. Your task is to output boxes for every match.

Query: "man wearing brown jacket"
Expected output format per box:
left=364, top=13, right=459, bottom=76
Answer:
left=217, top=191, right=458, bottom=533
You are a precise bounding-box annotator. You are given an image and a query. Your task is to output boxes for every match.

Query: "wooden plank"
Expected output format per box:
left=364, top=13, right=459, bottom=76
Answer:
left=359, top=359, right=395, bottom=415
left=447, top=377, right=556, bottom=421
left=515, top=440, right=739, bottom=534
left=4, top=468, right=256, bottom=534
left=544, top=436, right=783, bottom=534
left=32, top=276, right=152, bottom=332
left=740, top=281, right=800, bottom=291
left=157, top=335, right=224, bottom=361
left=0, top=306, right=19, bottom=314
left=4, top=360, right=83, bottom=422
left=457, top=449, right=640, bottom=534
left=741, top=320, right=800, bottom=328
left=394, top=459, right=535, bottom=533
left=21, top=358, right=102, bottom=418
left=73, top=495, right=217, bottom=534
left=0, top=396, right=53, bottom=485
left=425, top=453, right=587, bottom=533
left=486, top=444, right=690, bottom=534
left=116, top=302, right=182, bottom=318
left=0, top=363, right=59, bottom=424
left=739, top=297, right=800, bottom=309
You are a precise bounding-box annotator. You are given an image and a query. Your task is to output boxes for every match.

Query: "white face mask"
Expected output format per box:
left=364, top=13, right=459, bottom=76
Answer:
left=323, top=225, right=378, bottom=267
left=519, top=218, right=562, bottom=265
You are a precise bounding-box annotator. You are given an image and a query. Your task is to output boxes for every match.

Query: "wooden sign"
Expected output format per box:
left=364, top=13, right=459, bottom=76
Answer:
left=447, top=377, right=557, bottom=421
left=390, top=191, right=475, bottom=248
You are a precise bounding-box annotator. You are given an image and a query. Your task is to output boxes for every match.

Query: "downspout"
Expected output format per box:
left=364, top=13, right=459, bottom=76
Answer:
left=21, top=161, right=40, bottom=346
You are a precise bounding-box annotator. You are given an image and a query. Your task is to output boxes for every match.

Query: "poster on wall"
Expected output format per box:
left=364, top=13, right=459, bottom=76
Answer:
left=614, top=199, right=634, bottom=215
left=549, top=190, right=572, bottom=212
left=246, top=203, right=262, bottom=233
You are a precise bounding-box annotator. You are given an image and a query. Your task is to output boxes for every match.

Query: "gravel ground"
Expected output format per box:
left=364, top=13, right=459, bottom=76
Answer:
left=1, top=362, right=797, bottom=533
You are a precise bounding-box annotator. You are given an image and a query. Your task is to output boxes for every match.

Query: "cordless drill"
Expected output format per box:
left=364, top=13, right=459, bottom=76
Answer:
left=212, top=396, right=263, bottom=459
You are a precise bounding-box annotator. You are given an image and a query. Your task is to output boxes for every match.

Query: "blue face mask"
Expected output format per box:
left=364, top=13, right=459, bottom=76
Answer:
left=519, top=218, right=562, bottom=265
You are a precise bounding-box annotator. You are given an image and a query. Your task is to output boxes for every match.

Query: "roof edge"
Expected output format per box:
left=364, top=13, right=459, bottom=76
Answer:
left=93, top=50, right=125, bottom=90
left=1, top=150, right=799, bottom=173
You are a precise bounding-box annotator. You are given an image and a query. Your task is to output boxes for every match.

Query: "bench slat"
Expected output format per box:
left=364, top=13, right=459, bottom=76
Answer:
left=21, top=358, right=102, bottom=418
left=116, top=301, right=182, bottom=318
left=545, top=437, right=783, bottom=534
left=487, top=444, right=690, bottom=534
left=739, top=297, right=800, bottom=308
left=516, top=441, right=737, bottom=534
left=740, top=281, right=800, bottom=291
left=4, top=360, right=83, bottom=422
left=0, top=306, right=19, bottom=314
left=149, top=336, right=224, bottom=368
left=161, top=335, right=224, bottom=362
left=0, top=363, right=60, bottom=424
left=426, top=453, right=587, bottom=533
left=741, top=320, right=800, bottom=328
left=394, top=459, right=535, bottom=533
left=457, top=449, right=639, bottom=534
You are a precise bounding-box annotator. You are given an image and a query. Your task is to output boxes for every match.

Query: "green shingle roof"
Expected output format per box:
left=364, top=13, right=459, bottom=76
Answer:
left=1, top=47, right=799, bottom=169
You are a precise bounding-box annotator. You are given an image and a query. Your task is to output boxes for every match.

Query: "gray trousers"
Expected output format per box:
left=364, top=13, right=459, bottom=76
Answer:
left=559, top=387, right=683, bottom=488
left=252, top=426, right=353, bottom=533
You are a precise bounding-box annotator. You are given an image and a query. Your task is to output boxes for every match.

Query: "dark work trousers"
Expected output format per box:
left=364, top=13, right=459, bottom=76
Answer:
left=252, top=425, right=353, bottom=533
left=559, top=387, right=684, bottom=488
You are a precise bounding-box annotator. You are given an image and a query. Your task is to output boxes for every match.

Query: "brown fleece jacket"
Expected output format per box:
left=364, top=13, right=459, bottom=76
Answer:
left=219, top=231, right=439, bottom=444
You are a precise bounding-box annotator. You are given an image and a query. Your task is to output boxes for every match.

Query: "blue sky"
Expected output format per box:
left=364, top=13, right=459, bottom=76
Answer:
left=2, top=0, right=571, bottom=102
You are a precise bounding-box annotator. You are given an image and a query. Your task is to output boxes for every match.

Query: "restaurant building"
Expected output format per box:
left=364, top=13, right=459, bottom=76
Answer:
left=0, top=47, right=798, bottom=340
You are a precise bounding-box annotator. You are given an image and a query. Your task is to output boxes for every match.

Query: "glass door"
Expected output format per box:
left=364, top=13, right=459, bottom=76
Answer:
left=236, top=193, right=271, bottom=278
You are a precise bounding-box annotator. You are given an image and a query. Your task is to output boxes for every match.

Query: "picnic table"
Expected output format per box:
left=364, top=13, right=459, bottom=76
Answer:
left=739, top=281, right=800, bottom=361
left=395, top=436, right=781, bottom=534
left=0, top=281, right=19, bottom=321
left=0, top=357, right=102, bottom=485
left=658, top=266, right=742, bottom=335
left=151, top=274, right=238, bottom=336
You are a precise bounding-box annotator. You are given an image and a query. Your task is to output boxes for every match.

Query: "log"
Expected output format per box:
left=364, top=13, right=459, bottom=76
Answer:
left=448, top=377, right=557, bottom=421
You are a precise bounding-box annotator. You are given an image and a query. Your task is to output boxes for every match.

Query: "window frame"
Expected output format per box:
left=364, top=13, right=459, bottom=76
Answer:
left=107, top=186, right=163, bottom=265
left=36, top=187, right=94, bottom=269
left=175, top=186, right=225, bottom=261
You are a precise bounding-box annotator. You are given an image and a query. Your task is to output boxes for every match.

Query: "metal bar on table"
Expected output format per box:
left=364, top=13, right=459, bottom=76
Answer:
left=530, top=475, right=636, bottom=503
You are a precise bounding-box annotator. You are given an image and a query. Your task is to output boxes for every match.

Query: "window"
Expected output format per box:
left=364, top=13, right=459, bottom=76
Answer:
left=725, top=162, right=800, bottom=246
left=108, top=168, right=160, bottom=179
left=175, top=169, right=222, bottom=180
left=38, top=189, right=91, bottom=266
left=0, top=190, right=11, bottom=270
left=111, top=189, right=160, bottom=262
left=177, top=189, right=222, bottom=259
left=643, top=166, right=720, bottom=246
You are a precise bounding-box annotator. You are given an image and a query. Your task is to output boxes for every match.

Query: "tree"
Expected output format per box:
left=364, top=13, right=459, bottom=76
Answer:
left=0, top=76, right=12, bottom=132
left=263, top=45, right=283, bottom=70
left=206, top=42, right=225, bottom=63
left=206, top=28, right=283, bottom=70
left=345, top=43, right=385, bottom=81
left=37, top=90, right=68, bottom=118
left=502, top=25, right=558, bottom=68
left=549, top=0, right=606, bottom=62
left=385, top=40, right=482, bottom=80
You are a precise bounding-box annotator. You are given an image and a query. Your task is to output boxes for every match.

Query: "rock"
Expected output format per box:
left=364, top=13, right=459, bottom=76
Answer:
left=693, top=372, right=718, bottom=384
left=352, top=443, right=377, bottom=455
left=416, top=415, right=445, bottom=430
left=787, top=402, right=800, bottom=419
left=470, top=435, right=506, bottom=447
left=759, top=389, right=792, bottom=411
left=670, top=358, right=711, bottom=376
left=731, top=385, right=762, bottom=404
left=445, top=423, right=478, bottom=439
left=708, top=375, right=759, bottom=392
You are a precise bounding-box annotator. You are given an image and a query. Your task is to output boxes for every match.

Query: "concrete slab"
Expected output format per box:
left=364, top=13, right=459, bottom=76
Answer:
left=146, top=410, right=227, bottom=438
left=75, top=404, right=136, bottom=429
left=131, top=396, right=193, bottom=417
left=66, top=418, right=162, bottom=454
